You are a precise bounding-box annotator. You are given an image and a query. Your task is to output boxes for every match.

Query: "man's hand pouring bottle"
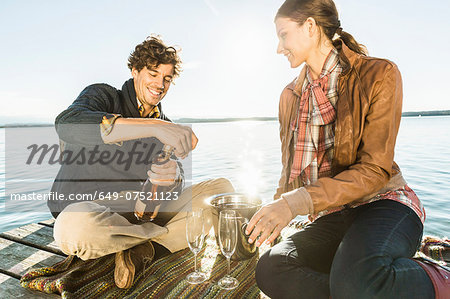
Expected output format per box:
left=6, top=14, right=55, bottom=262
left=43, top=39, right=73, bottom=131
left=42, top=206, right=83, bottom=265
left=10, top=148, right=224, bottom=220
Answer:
left=134, top=133, right=198, bottom=222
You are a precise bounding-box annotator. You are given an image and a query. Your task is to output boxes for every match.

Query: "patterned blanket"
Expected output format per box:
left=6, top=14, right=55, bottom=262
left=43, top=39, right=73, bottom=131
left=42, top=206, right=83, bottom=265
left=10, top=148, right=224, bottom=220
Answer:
left=418, top=235, right=450, bottom=265
left=20, top=234, right=260, bottom=298
left=20, top=220, right=449, bottom=298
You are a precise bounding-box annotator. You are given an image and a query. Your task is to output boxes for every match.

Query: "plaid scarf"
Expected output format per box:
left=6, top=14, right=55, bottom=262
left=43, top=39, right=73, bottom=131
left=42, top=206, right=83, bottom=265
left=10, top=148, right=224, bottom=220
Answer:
left=137, top=98, right=161, bottom=118
left=289, top=48, right=342, bottom=185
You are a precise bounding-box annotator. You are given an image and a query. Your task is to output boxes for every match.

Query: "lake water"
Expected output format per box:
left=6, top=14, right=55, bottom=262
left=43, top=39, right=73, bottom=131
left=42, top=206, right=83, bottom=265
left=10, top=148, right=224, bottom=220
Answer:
left=0, top=117, right=449, bottom=237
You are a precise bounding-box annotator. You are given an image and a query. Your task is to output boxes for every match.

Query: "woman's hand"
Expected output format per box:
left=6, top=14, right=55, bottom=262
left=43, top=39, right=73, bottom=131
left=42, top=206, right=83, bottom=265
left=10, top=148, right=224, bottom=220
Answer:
left=245, top=198, right=294, bottom=247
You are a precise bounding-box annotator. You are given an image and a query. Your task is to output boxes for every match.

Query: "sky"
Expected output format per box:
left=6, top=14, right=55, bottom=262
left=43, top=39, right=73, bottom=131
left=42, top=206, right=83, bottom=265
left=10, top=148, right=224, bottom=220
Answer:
left=0, top=0, right=449, bottom=124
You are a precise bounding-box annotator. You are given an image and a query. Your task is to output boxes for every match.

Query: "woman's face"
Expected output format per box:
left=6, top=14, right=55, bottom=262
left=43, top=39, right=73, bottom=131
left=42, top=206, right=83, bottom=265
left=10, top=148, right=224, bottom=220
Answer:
left=275, top=17, right=314, bottom=68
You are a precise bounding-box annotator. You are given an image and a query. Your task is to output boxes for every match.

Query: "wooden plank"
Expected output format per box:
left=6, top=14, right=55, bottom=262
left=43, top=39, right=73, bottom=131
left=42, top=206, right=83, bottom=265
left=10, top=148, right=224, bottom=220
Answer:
left=0, top=223, right=64, bottom=256
left=0, top=238, right=65, bottom=277
left=37, top=219, right=55, bottom=228
left=0, top=273, right=60, bottom=298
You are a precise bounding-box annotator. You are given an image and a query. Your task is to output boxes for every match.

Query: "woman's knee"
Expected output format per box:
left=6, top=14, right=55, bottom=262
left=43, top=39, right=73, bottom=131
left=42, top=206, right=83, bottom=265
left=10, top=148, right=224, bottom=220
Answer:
left=256, top=248, right=286, bottom=296
left=330, top=254, right=393, bottom=299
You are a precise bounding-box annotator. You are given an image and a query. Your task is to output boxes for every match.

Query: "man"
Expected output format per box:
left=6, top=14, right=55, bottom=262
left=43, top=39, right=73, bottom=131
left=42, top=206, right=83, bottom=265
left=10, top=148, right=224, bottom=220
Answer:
left=49, top=36, right=233, bottom=288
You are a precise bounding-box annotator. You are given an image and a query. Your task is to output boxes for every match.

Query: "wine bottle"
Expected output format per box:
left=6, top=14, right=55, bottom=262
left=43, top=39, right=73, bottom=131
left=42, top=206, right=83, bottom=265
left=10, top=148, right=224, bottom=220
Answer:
left=134, top=144, right=174, bottom=222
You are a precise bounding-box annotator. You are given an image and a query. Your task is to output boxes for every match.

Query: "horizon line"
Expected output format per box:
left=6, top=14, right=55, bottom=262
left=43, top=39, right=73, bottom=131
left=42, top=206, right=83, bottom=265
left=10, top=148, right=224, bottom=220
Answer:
left=1, top=110, right=450, bottom=128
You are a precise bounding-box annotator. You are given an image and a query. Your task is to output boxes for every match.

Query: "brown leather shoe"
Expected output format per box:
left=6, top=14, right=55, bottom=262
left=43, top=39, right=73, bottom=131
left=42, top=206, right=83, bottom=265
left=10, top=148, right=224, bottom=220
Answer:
left=114, top=241, right=155, bottom=289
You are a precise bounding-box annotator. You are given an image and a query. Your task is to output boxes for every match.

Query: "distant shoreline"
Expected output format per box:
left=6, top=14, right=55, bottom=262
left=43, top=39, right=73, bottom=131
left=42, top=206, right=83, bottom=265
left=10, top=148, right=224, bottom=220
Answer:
left=1, top=110, right=450, bottom=128
left=400, top=110, right=450, bottom=117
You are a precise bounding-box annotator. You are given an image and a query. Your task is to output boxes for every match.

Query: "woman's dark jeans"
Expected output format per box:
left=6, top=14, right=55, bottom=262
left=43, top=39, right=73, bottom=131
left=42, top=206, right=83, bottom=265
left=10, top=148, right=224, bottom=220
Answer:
left=255, top=200, right=435, bottom=299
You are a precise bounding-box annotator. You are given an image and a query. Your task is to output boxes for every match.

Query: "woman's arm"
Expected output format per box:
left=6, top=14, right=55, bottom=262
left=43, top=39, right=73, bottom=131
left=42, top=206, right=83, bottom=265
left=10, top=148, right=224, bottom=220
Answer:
left=274, top=88, right=292, bottom=200
left=286, top=62, right=403, bottom=215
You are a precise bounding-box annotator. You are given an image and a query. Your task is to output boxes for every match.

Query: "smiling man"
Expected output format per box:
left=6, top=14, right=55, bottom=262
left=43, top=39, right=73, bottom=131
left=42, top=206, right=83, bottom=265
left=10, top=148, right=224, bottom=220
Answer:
left=48, top=36, right=234, bottom=289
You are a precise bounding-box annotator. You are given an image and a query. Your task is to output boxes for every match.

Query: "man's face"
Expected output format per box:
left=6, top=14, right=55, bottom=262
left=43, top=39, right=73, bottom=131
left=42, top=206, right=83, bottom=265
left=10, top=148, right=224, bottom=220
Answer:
left=132, top=64, right=174, bottom=107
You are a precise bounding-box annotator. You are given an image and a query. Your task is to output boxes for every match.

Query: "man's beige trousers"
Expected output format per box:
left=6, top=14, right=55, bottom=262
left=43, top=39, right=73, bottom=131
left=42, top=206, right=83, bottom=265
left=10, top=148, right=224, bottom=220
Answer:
left=53, top=178, right=234, bottom=260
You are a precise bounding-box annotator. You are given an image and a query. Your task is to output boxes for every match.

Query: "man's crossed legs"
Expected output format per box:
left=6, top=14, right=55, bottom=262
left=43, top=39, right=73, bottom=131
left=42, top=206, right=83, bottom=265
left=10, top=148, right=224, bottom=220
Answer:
left=53, top=178, right=234, bottom=287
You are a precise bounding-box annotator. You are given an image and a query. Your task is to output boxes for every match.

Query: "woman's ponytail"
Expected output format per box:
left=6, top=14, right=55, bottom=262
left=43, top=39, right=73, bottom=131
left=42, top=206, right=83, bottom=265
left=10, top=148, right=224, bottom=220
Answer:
left=336, top=29, right=368, bottom=56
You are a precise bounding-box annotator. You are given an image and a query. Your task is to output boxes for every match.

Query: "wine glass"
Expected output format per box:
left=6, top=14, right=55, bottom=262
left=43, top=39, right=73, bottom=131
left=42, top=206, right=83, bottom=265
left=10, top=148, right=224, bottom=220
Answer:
left=218, top=210, right=239, bottom=290
left=186, top=208, right=207, bottom=284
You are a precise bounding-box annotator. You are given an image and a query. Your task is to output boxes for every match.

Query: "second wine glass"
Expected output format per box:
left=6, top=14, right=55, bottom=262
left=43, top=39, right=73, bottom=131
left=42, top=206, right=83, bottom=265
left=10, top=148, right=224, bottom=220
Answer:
left=186, top=208, right=207, bottom=284
left=218, top=209, right=239, bottom=290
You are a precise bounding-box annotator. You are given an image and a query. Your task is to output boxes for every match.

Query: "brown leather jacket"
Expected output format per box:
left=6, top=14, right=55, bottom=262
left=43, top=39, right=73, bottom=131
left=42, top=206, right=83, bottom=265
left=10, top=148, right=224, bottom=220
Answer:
left=275, top=39, right=408, bottom=215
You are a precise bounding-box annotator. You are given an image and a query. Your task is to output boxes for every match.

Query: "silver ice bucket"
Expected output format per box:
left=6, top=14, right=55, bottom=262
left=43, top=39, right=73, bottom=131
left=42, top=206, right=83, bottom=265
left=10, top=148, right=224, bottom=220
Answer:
left=207, top=193, right=262, bottom=261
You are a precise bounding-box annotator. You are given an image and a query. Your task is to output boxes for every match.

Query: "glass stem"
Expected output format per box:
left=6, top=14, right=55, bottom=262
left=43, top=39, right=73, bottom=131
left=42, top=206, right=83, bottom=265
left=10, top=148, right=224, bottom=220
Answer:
left=227, top=256, right=231, bottom=277
left=194, top=252, right=198, bottom=273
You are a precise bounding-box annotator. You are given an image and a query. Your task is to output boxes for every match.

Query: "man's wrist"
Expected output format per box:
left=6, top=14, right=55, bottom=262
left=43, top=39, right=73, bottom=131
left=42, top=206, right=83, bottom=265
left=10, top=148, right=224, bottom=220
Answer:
left=100, top=113, right=123, bottom=145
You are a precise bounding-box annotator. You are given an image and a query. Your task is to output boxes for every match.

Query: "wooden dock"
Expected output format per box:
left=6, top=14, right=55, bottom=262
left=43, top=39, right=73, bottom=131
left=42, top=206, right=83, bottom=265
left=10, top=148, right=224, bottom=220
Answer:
left=0, top=219, right=264, bottom=298
left=0, top=219, right=302, bottom=298
left=2, top=219, right=445, bottom=298
left=0, top=219, right=63, bottom=298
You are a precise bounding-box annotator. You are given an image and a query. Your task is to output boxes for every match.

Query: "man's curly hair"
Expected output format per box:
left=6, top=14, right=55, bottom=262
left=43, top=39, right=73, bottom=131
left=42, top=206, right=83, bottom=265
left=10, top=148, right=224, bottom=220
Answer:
left=127, top=35, right=182, bottom=78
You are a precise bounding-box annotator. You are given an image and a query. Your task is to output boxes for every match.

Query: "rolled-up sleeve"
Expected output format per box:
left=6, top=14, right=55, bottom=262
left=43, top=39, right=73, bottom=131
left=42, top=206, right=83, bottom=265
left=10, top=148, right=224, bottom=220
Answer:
left=55, top=84, right=120, bottom=145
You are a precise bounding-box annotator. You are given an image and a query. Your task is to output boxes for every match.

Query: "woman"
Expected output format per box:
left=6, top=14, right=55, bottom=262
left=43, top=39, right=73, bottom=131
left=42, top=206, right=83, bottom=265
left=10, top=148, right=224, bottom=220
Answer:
left=245, top=0, right=440, bottom=298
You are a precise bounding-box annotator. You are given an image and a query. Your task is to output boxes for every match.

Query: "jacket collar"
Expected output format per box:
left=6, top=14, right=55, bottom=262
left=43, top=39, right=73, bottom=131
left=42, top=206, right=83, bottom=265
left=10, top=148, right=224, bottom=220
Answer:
left=289, top=39, right=360, bottom=96
left=121, top=78, right=164, bottom=118
left=121, top=79, right=141, bottom=118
